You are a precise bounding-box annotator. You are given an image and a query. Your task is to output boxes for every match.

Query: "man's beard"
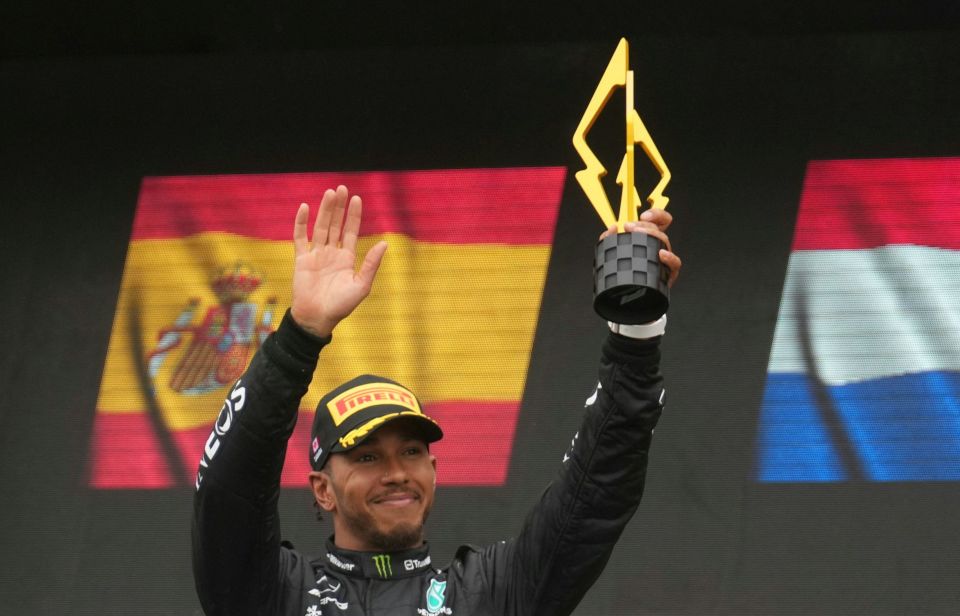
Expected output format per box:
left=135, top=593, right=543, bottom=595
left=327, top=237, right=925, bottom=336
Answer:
left=349, top=514, right=423, bottom=552
left=336, top=492, right=430, bottom=551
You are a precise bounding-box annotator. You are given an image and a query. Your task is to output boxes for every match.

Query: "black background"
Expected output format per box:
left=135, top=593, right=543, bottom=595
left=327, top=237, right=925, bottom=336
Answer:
left=1, top=4, right=960, bottom=615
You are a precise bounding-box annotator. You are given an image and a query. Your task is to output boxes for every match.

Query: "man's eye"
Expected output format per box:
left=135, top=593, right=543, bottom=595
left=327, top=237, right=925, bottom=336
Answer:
left=356, top=453, right=376, bottom=463
left=404, top=447, right=424, bottom=456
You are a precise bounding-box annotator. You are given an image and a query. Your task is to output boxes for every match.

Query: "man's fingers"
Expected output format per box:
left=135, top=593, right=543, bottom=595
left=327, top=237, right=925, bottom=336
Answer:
left=599, top=224, right=619, bottom=242
left=358, top=240, right=388, bottom=287
left=625, top=221, right=672, bottom=253
left=640, top=208, right=673, bottom=232
left=341, top=195, right=363, bottom=253
left=659, top=249, right=682, bottom=288
left=600, top=214, right=671, bottom=242
left=326, top=185, right=349, bottom=247
left=312, top=188, right=337, bottom=248
left=636, top=210, right=677, bottom=284
left=293, top=203, right=310, bottom=256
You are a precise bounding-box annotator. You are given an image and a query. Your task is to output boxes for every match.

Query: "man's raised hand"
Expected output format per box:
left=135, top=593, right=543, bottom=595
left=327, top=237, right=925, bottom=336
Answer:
left=599, top=208, right=682, bottom=289
left=290, top=185, right=388, bottom=337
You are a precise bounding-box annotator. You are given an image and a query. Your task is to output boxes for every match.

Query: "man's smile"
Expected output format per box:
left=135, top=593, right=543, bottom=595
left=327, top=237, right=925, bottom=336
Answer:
left=371, top=491, right=420, bottom=507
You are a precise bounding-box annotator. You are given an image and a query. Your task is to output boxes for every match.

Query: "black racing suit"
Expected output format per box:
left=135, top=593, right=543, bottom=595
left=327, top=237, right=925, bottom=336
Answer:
left=192, top=310, right=664, bottom=616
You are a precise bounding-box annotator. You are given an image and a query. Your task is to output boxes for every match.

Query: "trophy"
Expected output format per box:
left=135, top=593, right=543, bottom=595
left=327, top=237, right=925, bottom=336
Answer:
left=573, top=38, right=672, bottom=324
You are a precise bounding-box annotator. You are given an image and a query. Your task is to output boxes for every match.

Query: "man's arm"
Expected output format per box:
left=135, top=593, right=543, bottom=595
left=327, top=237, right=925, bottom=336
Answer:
left=483, top=211, right=680, bottom=616
left=191, top=186, right=386, bottom=615
left=510, top=329, right=664, bottom=616
left=191, top=311, right=328, bottom=615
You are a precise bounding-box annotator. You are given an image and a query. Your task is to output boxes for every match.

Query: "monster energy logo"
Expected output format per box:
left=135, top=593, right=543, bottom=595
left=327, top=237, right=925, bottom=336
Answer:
left=373, top=554, right=393, bottom=578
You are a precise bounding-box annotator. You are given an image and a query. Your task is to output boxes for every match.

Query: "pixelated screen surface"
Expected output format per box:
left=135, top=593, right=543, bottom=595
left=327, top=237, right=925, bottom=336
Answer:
left=2, top=32, right=959, bottom=615
left=757, top=157, right=960, bottom=482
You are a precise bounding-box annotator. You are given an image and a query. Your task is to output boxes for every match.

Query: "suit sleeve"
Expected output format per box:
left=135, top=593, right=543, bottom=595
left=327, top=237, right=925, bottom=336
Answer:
left=483, top=331, right=664, bottom=616
left=191, top=310, right=328, bottom=616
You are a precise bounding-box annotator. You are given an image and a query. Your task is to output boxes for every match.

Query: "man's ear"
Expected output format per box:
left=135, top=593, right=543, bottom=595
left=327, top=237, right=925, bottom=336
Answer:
left=309, top=471, right=336, bottom=512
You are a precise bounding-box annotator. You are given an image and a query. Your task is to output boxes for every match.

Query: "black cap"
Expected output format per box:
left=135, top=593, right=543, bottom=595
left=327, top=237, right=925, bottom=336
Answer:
left=309, top=374, right=443, bottom=471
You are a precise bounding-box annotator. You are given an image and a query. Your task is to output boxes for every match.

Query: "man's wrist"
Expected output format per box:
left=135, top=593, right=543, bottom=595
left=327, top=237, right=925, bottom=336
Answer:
left=289, top=307, right=337, bottom=338
left=262, top=310, right=331, bottom=378
left=608, top=314, right=667, bottom=339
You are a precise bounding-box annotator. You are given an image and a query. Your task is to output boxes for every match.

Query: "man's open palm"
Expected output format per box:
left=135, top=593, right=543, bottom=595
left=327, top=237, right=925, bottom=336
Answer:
left=291, top=185, right=387, bottom=337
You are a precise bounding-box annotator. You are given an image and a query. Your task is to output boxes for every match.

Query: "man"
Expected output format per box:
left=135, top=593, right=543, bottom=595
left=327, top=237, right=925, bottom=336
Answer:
left=192, top=185, right=681, bottom=616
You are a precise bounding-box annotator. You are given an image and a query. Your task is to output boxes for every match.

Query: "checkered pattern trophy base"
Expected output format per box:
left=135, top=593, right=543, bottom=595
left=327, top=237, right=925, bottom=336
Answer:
left=593, top=231, right=670, bottom=324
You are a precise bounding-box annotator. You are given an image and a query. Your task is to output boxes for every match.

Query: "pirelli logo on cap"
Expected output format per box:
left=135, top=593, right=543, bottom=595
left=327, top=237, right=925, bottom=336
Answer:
left=327, top=383, right=422, bottom=426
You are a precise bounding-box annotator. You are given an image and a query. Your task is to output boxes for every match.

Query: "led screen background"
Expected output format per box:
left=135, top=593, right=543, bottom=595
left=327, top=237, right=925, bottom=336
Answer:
left=757, top=157, right=960, bottom=482
left=1, top=31, right=959, bottom=615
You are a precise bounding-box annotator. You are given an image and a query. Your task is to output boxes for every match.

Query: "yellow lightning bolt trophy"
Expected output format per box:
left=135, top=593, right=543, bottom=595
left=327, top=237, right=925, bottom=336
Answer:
left=573, top=38, right=672, bottom=323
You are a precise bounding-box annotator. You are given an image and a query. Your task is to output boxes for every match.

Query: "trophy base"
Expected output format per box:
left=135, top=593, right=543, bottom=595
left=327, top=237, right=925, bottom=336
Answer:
left=594, top=231, right=670, bottom=324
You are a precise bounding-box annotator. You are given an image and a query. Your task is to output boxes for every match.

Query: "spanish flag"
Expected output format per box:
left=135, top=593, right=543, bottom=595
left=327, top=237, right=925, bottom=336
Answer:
left=91, top=168, right=566, bottom=488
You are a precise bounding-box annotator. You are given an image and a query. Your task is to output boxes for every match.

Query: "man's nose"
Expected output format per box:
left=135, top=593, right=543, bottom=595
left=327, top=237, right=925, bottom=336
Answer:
left=380, top=454, right=409, bottom=484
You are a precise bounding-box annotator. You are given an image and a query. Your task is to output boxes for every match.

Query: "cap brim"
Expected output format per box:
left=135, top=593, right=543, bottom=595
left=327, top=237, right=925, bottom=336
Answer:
left=333, top=410, right=444, bottom=452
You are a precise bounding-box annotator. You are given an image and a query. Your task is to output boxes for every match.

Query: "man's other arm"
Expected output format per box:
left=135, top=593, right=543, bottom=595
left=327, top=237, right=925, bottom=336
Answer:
left=483, top=211, right=680, bottom=616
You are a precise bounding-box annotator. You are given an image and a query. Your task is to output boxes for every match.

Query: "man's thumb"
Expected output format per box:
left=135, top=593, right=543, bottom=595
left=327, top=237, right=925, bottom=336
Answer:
left=358, top=241, right=388, bottom=285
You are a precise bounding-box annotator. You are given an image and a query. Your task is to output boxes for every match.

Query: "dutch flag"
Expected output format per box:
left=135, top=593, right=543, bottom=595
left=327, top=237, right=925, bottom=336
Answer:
left=756, top=157, right=960, bottom=482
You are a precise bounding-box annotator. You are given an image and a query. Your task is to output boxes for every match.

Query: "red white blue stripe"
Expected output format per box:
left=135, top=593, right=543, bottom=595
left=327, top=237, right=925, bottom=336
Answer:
left=756, top=157, right=960, bottom=482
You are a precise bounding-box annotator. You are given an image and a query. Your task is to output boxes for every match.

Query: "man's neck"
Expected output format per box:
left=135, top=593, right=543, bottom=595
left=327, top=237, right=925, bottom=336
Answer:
left=324, top=538, right=434, bottom=579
